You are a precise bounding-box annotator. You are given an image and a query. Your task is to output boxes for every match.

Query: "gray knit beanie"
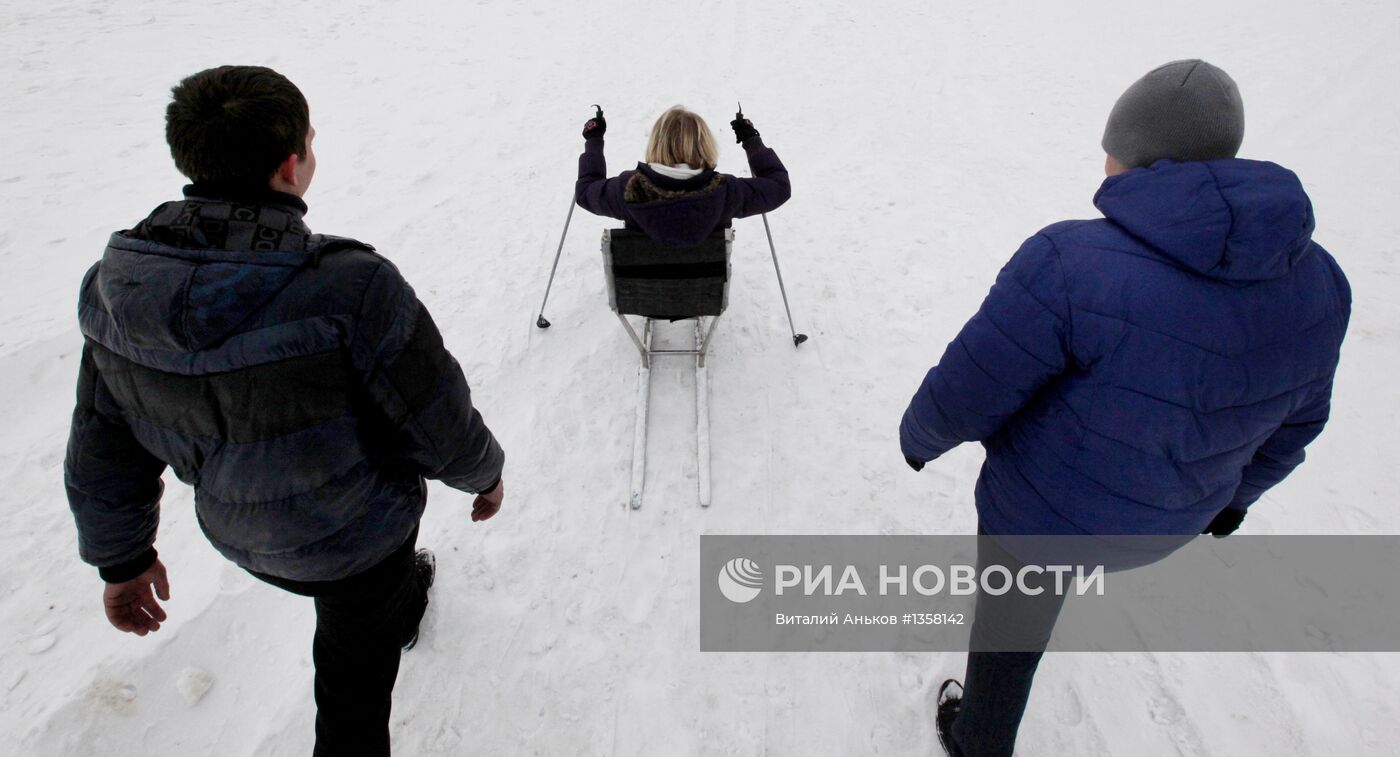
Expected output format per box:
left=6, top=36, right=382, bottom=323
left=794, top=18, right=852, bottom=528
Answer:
left=1102, top=59, right=1245, bottom=168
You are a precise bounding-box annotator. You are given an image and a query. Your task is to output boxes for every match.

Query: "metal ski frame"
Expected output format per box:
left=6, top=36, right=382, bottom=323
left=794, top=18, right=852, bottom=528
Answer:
left=539, top=202, right=805, bottom=346
left=540, top=208, right=804, bottom=348
left=619, top=316, right=719, bottom=509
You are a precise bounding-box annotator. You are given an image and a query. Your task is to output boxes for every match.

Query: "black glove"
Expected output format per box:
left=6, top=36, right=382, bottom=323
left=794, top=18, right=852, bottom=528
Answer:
left=1202, top=507, right=1246, bottom=537
left=730, top=114, right=759, bottom=144
left=582, top=105, right=606, bottom=139
left=905, top=456, right=925, bottom=472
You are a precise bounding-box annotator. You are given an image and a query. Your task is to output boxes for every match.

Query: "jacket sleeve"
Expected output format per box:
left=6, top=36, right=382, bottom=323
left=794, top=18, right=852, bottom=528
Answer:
left=351, top=260, right=505, bottom=494
left=730, top=136, right=792, bottom=218
left=1227, top=382, right=1333, bottom=510
left=65, top=343, right=168, bottom=581
left=575, top=137, right=629, bottom=220
left=900, top=234, right=1072, bottom=463
left=1229, top=252, right=1348, bottom=511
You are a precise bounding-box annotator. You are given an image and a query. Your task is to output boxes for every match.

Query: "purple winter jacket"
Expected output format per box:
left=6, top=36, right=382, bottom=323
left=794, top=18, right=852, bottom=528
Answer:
left=574, top=135, right=791, bottom=247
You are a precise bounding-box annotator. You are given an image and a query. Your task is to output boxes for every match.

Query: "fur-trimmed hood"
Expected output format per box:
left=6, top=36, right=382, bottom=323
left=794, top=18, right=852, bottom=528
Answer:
left=618, top=163, right=731, bottom=247
left=624, top=168, right=726, bottom=203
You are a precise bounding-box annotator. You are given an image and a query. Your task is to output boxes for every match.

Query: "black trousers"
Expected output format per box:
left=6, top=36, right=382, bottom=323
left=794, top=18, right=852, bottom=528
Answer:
left=950, top=532, right=1068, bottom=757
left=251, top=531, right=427, bottom=757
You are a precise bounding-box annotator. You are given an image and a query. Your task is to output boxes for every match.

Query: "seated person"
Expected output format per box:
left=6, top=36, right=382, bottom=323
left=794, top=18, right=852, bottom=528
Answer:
left=575, top=105, right=791, bottom=247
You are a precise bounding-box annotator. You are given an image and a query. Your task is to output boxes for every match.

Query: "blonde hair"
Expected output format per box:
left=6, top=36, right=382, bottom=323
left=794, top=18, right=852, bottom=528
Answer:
left=645, top=106, right=719, bottom=170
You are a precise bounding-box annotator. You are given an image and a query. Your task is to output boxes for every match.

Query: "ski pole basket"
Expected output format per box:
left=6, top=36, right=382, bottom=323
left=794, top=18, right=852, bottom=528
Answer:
left=601, top=228, right=733, bottom=509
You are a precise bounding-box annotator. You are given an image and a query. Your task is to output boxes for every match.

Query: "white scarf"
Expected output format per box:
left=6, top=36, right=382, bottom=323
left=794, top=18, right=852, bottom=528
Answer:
left=647, top=163, right=704, bottom=180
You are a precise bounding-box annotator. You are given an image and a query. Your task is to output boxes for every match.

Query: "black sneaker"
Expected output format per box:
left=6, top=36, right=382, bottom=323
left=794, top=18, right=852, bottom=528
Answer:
left=401, top=548, right=436, bottom=652
left=936, top=678, right=964, bottom=757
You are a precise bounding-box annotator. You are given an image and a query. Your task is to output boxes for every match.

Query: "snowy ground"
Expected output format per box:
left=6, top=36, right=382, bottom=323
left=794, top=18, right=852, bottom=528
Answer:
left=3, top=0, right=1399, bottom=754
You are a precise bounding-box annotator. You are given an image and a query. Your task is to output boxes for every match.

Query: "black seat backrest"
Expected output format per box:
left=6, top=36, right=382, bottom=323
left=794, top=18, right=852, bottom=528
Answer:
left=603, top=229, right=731, bottom=319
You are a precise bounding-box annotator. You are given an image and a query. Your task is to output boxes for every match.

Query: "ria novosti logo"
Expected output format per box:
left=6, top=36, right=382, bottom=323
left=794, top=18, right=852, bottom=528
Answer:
left=718, top=558, right=763, bottom=603
left=717, top=556, right=1106, bottom=603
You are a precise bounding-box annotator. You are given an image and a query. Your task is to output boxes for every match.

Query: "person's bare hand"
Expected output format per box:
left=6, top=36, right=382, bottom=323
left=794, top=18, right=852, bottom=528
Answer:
left=472, top=480, right=504, bottom=522
left=102, top=558, right=170, bottom=636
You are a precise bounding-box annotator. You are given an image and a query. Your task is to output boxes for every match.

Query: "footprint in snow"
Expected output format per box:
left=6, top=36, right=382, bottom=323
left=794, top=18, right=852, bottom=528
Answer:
left=1053, top=682, right=1084, bottom=726
left=84, top=678, right=138, bottom=716
left=26, top=632, right=56, bottom=655
left=175, top=667, right=214, bottom=705
left=897, top=667, right=922, bottom=691
left=1147, top=692, right=1185, bottom=725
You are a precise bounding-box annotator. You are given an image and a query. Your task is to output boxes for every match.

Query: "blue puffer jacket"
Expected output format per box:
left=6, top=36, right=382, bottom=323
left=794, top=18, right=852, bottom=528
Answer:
left=900, top=159, right=1350, bottom=536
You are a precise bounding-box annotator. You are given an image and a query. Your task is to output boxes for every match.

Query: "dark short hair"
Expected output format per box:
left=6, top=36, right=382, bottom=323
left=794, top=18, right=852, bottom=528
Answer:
left=165, top=66, right=309, bottom=185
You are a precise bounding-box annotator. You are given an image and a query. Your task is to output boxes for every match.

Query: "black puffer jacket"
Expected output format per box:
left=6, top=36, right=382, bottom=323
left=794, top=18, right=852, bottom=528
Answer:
left=65, top=185, right=504, bottom=582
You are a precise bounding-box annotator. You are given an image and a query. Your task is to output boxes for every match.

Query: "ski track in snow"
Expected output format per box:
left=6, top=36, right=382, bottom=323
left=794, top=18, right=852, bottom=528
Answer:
left=3, top=0, right=1400, bottom=755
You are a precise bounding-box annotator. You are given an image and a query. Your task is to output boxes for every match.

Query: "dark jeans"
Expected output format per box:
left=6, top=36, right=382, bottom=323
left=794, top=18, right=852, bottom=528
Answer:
left=950, top=532, right=1068, bottom=757
left=251, top=531, right=427, bottom=757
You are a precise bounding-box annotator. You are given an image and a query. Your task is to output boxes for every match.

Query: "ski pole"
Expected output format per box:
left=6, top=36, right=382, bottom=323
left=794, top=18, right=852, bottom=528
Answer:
left=537, top=104, right=604, bottom=329
left=760, top=211, right=808, bottom=347
left=535, top=198, right=574, bottom=329
left=738, top=102, right=808, bottom=347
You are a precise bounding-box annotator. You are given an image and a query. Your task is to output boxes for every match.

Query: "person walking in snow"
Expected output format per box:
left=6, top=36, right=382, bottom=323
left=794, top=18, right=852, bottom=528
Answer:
left=574, top=105, right=791, bottom=246
left=899, top=59, right=1350, bottom=757
left=63, top=65, right=506, bottom=756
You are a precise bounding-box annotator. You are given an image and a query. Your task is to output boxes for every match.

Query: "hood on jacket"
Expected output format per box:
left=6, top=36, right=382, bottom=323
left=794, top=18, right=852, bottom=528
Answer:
left=622, top=165, right=729, bottom=248
left=1093, top=159, right=1316, bottom=282
left=83, top=194, right=339, bottom=355
left=93, top=235, right=308, bottom=353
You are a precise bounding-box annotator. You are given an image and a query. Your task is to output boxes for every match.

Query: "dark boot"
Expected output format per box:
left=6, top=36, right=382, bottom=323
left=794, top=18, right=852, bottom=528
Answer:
left=401, top=548, right=435, bottom=651
left=937, top=678, right=964, bottom=756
